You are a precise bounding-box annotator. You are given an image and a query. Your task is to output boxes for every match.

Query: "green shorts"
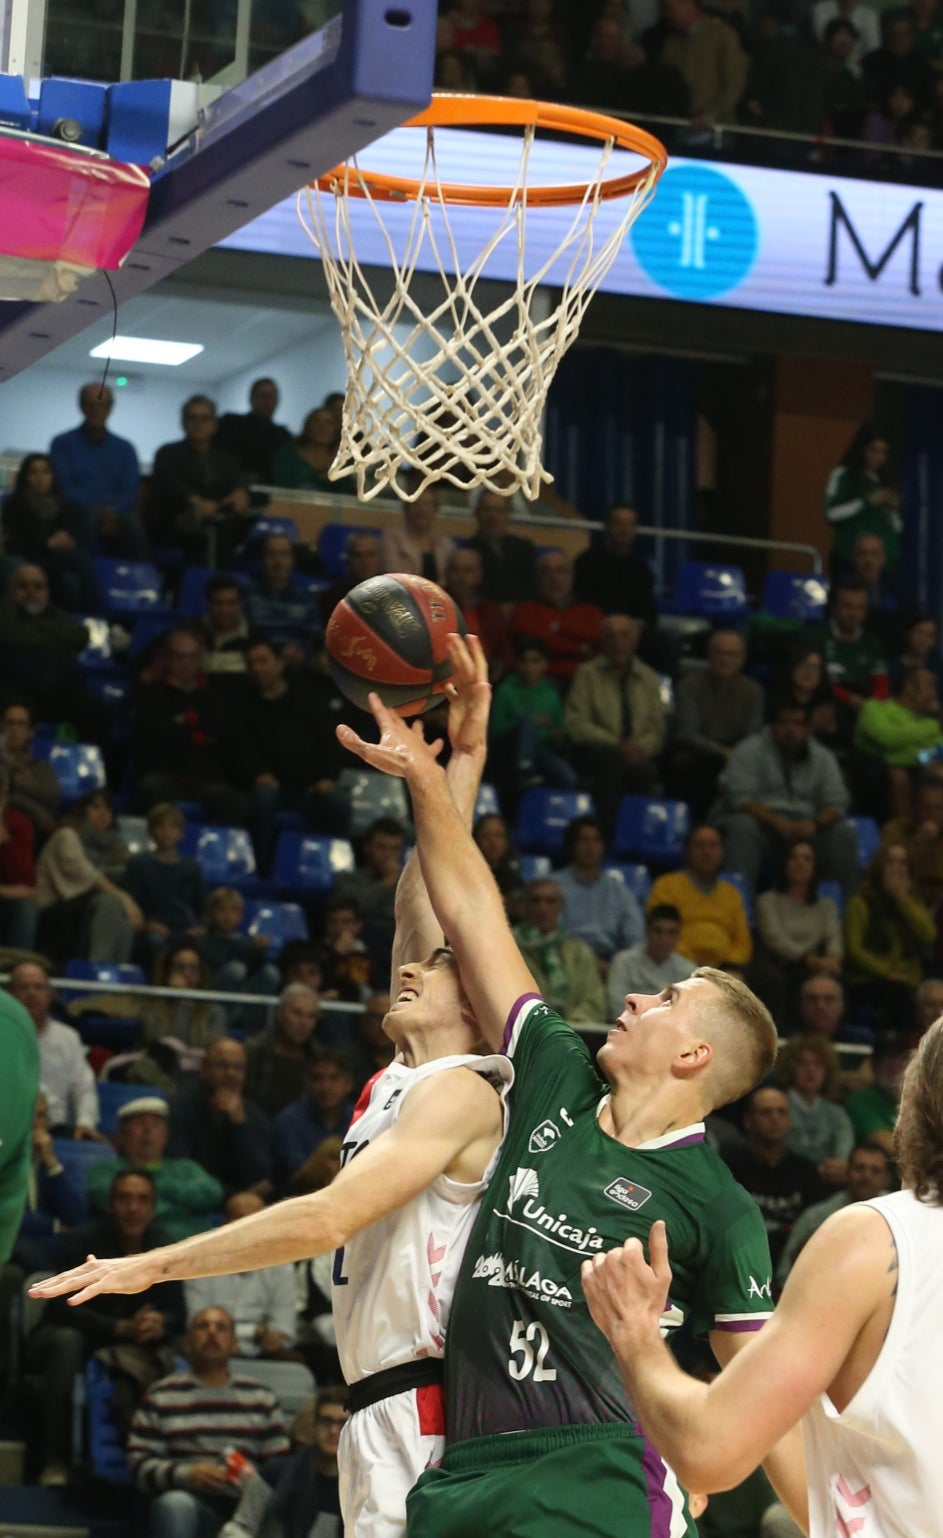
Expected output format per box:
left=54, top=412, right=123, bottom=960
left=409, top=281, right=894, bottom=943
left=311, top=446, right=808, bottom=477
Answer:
left=405, top=1423, right=696, bottom=1538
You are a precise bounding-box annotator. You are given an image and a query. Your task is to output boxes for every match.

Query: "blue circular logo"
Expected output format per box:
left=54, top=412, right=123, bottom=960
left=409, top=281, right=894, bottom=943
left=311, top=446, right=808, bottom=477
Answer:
left=631, top=164, right=758, bottom=300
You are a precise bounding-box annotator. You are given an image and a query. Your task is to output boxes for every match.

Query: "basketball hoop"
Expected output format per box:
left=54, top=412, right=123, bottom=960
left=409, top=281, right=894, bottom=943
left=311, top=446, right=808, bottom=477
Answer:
left=297, top=94, right=666, bottom=501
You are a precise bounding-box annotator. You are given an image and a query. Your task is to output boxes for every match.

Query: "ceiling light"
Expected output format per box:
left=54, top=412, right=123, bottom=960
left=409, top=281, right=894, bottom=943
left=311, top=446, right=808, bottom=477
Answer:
left=89, top=335, right=204, bottom=365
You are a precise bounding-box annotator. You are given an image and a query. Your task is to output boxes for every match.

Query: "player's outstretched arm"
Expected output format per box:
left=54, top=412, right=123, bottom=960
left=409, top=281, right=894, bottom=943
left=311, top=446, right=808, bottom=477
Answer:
left=581, top=1208, right=894, bottom=1494
left=338, top=636, right=537, bottom=1051
left=29, top=1067, right=501, bottom=1307
left=391, top=637, right=491, bottom=977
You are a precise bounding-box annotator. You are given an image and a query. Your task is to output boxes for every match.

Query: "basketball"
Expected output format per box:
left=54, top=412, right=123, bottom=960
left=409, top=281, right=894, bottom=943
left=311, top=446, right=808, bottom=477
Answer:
left=326, top=573, right=467, bottom=717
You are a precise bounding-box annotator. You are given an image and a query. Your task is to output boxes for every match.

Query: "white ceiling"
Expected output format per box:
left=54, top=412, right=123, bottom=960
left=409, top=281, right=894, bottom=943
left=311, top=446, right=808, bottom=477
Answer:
left=38, top=290, right=336, bottom=385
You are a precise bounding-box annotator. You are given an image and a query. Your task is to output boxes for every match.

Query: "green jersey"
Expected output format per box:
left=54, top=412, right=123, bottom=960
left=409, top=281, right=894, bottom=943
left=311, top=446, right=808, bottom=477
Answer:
left=0, top=991, right=40, bottom=1263
left=446, top=997, right=773, bottom=1446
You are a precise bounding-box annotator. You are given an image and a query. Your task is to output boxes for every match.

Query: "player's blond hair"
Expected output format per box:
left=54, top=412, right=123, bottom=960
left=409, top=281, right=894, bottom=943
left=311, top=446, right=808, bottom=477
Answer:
left=896, top=1019, right=942, bottom=1204
left=693, top=966, right=779, bottom=1109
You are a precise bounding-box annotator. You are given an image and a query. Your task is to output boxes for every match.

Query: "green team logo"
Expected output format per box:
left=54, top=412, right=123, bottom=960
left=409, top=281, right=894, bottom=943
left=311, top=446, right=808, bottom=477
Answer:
left=500, top=1167, right=604, bottom=1256
left=528, top=1118, right=561, bottom=1154
left=471, top=1251, right=574, bottom=1308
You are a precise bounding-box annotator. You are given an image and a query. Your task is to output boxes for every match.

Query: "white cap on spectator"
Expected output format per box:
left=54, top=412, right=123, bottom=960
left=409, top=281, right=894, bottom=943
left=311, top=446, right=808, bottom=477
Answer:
left=117, top=1095, right=168, bottom=1121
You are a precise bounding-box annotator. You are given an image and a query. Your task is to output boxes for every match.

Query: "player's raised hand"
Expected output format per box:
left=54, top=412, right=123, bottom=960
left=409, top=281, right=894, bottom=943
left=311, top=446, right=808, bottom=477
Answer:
left=445, top=633, right=491, bottom=760
left=29, top=1250, right=160, bottom=1306
left=581, top=1220, right=673, bottom=1346
left=337, top=694, right=444, bottom=781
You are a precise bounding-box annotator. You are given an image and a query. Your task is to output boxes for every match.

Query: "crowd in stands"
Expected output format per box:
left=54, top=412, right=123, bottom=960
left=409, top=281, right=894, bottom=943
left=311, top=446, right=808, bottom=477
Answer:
left=430, top=0, right=943, bottom=177
left=0, top=379, right=935, bottom=1538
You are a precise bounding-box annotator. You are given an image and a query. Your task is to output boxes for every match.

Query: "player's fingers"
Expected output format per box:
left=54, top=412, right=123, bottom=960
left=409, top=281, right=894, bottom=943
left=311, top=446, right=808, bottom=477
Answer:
left=446, top=632, right=475, bottom=683
left=336, top=724, right=369, bottom=758
left=648, top=1220, right=671, bottom=1282
left=465, top=631, right=489, bottom=683
left=29, top=1258, right=98, bottom=1297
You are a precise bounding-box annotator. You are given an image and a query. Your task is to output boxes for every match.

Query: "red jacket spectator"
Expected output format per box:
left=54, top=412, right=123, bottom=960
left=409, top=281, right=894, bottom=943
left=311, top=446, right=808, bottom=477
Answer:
left=510, top=550, right=604, bottom=683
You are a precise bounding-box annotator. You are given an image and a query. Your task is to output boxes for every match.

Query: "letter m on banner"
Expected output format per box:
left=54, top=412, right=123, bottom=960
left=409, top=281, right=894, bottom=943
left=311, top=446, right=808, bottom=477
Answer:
left=824, top=192, right=923, bottom=296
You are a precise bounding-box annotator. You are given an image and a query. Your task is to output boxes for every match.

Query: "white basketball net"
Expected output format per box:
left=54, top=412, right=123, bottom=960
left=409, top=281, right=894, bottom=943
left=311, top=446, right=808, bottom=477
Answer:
left=297, top=118, right=660, bottom=502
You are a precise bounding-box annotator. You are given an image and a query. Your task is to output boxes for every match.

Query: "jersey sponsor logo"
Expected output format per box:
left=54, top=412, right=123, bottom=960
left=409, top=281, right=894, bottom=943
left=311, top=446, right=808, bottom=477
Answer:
left=498, top=1167, right=604, bottom=1256
left=528, top=1118, right=561, bottom=1154
left=747, top=1274, right=772, bottom=1300
left=383, top=1088, right=404, bottom=1111
left=471, top=1251, right=574, bottom=1308
left=604, top=1177, right=653, bottom=1212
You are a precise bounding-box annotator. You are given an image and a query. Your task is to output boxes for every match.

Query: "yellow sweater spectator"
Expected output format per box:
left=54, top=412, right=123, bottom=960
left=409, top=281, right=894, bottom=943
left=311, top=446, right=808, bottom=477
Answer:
left=647, top=869, right=752, bottom=967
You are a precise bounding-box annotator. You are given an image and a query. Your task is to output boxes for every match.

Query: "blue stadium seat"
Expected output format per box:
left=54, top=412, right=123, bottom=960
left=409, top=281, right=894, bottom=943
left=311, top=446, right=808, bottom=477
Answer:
left=604, top=863, right=652, bottom=907
left=179, top=824, right=258, bottom=888
left=762, top=571, right=829, bottom=623
left=86, top=672, right=129, bottom=708
left=613, top=796, right=690, bottom=865
left=178, top=565, right=249, bottom=617
left=92, top=558, right=165, bottom=617
left=518, top=854, right=553, bottom=883
left=317, top=523, right=383, bottom=577
left=475, top=783, right=501, bottom=818
left=51, top=1139, right=116, bottom=1220
left=818, top=878, right=845, bottom=915
left=82, top=1359, right=131, bottom=1484
left=242, top=899, right=309, bottom=957
left=60, top=960, right=146, bottom=1053
left=245, top=515, right=300, bottom=546
left=32, top=741, right=106, bottom=803
left=337, top=768, right=411, bottom=839
left=674, top=561, right=748, bottom=622
left=77, top=616, right=113, bottom=667
left=129, top=612, right=174, bottom=658
left=273, top=834, right=356, bottom=894
left=514, top=789, right=596, bottom=854
left=850, top=816, right=880, bottom=868
left=720, top=868, right=754, bottom=923
left=62, top=960, right=145, bottom=993
left=97, top=1082, right=166, bottom=1137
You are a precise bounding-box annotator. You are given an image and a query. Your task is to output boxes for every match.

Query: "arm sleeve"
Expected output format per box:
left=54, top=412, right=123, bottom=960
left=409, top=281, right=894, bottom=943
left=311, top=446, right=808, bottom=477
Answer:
left=633, top=677, right=667, bottom=759
left=815, top=748, right=850, bottom=814
left=821, top=897, right=843, bottom=960
left=115, top=440, right=140, bottom=514
left=689, top=1195, right=774, bottom=1338
left=895, top=894, right=937, bottom=946
left=565, top=943, right=607, bottom=1025
left=563, top=670, right=617, bottom=746
left=825, top=466, right=866, bottom=524
left=618, top=888, right=644, bottom=952
left=723, top=885, right=753, bottom=966
left=70, top=1040, right=100, bottom=1129
left=844, top=894, right=895, bottom=980
left=829, top=1105, right=855, bottom=1161
left=127, top=1397, right=180, bottom=1494
left=174, top=1161, right=224, bottom=1213
left=718, top=740, right=761, bottom=811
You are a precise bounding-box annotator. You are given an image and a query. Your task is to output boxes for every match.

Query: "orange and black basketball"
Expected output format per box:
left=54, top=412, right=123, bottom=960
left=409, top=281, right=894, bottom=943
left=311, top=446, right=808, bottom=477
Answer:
left=326, top=573, right=467, bottom=717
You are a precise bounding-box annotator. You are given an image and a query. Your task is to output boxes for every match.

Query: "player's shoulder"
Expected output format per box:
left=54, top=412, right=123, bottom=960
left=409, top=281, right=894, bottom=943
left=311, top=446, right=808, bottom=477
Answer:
left=401, top=1061, right=504, bottom=1122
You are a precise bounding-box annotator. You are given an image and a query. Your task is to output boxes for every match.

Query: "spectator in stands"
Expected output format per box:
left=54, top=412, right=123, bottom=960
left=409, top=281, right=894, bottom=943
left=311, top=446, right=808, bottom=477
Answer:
left=743, top=5, right=833, bottom=140
left=75, top=788, right=128, bottom=881
left=131, top=942, right=228, bottom=1093
left=775, top=1034, right=855, bottom=1186
left=315, top=896, right=373, bottom=1002
left=489, top=637, right=578, bottom=798
left=0, top=564, right=107, bottom=743
left=35, top=806, right=141, bottom=966
left=252, top=1387, right=346, bottom=1538
left=881, top=773, right=943, bottom=912
left=721, top=1086, right=822, bottom=1268
left=849, top=532, right=899, bottom=646
left=123, top=802, right=206, bottom=955
left=28, top=1169, right=183, bottom=1487
left=195, top=574, right=251, bottom=680
left=812, top=0, right=880, bottom=64
left=715, top=699, right=859, bottom=895
left=184, top=1190, right=295, bottom=1360
left=513, top=877, right=606, bottom=1022
left=573, top=505, right=657, bottom=634
left=151, top=395, right=252, bottom=565
left=775, top=1142, right=890, bottom=1284
left=893, top=610, right=943, bottom=695
left=795, top=976, right=873, bottom=1069
left=10, top=1091, right=86, bottom=1272
left=805, top=579, right=888, bottom=739
left=198, top=887, right=280, bottom=1005
left=503, top=0, right=568, bottom=95
left=245, top=984, right=322, bottom=1119
left=824, top=422, right=902, bottom=574
left=855, top=665, right=943, bottom=818
left=345, top=990, right=395, bottom=1092
left=822, top=17, right=868, bottom=135
left=774, top=645, right=836, bottom=745
left=246, top=534, right=321, bottom=661
left=444, top=546, right=508, bottom=674
left=333, top=816, right=407, bottom=965
left=755, top=840, right=843, bottom=1007
left=7, top=958, right=101, bottom=1136
left=556, top=813, right=643, bottom=962
left=844, top=840, right=935, bottom=1016
left=647, top=823, right=753, bottom=968
left=277, top=943, right=323, bottom=995
left=667, top=629, right=764, bottom=818
left=606, top=902, right=696, bottom=1018
left=564, top=612, right=665, bottom=836
left=843, top=1029, right=909, bottom=1156
left=512, top=549, right=604, bottom=685
left=646, top=0, right=749, bottom=135
left=572, top=16, right=689, bottom=113
left=88, top=1096, right=223, bottom=1240
left=380, top=479, right=454, bottom=584
left=444, top=0, right=503, bottom=77
left=134, top=629, right=249, bottom=825
left=472, top=813, right=526, bottom=921
left=274, top=1047, right=355, bottom=1181
left=271, top=407, right=350, bottom=494
left=914, top=974, right=943, bottom=1037
left=0, top=701, right=61, bottom=839
left=1, top=453, right=99, bottom=612
left=49, top=381, right=147, bottom=559
left=167, top=1037, right=275, bottom=1197
left=216, top=378, right=292, bottom=484
left=467, top=490, right=537, bottom=603
left=862, top=7, right=934, bottom=114
left=319, top=531, right=381, bottom=624
left=0, top=764, right=37, bottom=949
left=127, top=1305, right=289, bottom=1538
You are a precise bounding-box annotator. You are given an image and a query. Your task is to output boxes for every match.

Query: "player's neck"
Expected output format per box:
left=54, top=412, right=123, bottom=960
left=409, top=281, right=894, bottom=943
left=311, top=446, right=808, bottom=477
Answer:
left=398, top=1023, right=469, bottom=1068
left=602, top=1083, right=705, bottom=1148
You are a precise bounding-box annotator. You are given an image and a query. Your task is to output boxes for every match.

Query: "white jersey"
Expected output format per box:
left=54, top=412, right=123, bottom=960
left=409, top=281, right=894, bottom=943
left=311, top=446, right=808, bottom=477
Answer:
left=331, top=1052, right=513, bottom=1386
left=804, top=1189, right=943, bottom=1538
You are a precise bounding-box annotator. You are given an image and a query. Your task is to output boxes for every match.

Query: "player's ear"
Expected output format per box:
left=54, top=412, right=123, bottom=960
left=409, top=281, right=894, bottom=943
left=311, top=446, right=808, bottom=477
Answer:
left=673, top=1040, right=712, bottom=1078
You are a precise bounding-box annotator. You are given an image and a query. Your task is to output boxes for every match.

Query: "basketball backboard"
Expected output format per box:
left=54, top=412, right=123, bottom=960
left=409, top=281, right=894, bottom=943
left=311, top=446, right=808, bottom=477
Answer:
left=0, top=0, right=436, bottom=380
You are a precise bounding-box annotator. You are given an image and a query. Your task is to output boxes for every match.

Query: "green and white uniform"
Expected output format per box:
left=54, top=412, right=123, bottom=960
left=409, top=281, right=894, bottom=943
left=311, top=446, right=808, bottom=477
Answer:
left=406, top=996, right=773, bottom=1538
left=0, top=990, right=40, bottom=1263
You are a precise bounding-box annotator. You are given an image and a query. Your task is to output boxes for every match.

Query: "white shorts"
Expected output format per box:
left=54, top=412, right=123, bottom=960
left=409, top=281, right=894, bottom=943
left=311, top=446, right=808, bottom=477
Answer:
left=338, top=1382, right=445, bottom=1538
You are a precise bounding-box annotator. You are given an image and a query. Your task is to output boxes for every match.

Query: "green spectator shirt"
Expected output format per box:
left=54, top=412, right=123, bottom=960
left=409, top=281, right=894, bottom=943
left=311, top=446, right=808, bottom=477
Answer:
left=0, top=991, right=40, bottom=1262
left=445, top=998, right=774, bottom=1447
left=844, top=1084, right=898, bottom=1142
left=87, top=1155, right=223, bottom=1240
